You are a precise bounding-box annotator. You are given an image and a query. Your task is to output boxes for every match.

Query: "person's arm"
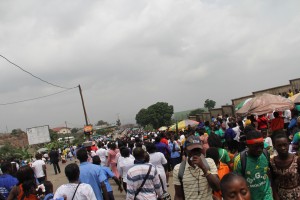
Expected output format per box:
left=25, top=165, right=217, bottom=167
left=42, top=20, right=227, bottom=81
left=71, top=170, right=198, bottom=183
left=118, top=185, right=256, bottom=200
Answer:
left=7, top=186, right=18, bottom=200
left=107, top=151, right=111, bottom=165
left=100, top=182, right=109, bottom=200
left=112, top=176, right=123, bottom=192
left=43, top=164, right=47, bottom=180
left=193, top=157, right=220, bottom=192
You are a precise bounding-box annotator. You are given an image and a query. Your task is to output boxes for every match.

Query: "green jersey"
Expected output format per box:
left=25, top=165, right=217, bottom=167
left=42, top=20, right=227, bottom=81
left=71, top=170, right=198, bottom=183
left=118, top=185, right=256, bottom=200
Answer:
left=234, top=153, right=273, bottom=200
left=215, top=129, right=225, bottom=143
left=218, top=148, right=230, bottom=164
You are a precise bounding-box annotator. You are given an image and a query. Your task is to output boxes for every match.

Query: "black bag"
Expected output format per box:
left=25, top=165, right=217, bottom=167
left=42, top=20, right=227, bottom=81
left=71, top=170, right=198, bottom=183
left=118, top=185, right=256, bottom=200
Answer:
left=158, top=174, right=171, bottom=200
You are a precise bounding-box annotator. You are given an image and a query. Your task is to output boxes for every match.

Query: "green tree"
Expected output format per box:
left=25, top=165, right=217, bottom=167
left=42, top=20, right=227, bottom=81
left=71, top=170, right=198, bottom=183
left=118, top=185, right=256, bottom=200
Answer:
left=189, top=108, right=205, bottom=116
left=204, top=99, right=216, bottom=110
left=136, top=102, right=174, bottom=129
left=116, top=119, right=121, bottom=127
left=49, top=129, right=59, bottom=141
left=95, top=120, right=109, bottom=126
left=11, top=129, right=23, bottom=136
left=71, top=128, right=79, bottom=134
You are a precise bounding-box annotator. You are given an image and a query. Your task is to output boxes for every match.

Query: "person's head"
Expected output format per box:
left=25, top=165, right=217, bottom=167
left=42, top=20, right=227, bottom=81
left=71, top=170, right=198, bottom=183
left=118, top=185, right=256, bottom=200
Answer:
left=76, top=148, right=88, bottom=163
left=97, top=142, right=104, bottom=148
left=273, top=133, right=289, bottom=157
left=16, top=166, right=35, bottom=184
left=205, top=147, right=219, bottom=166
left=133, top=147, right=145, bottom=161
left=120, top=147, right=130, bottom=158
left=273, top=112, right=279, bottom=118
left=185, top=135, right=203, bottom=158
left=208, top=133, right=223, bottom=148
left=246, top=131, right=264, bottom=157
left=35, top=153, right=42, bottom=160
left=43, top=181, right=53, bottom=194
left=65, top=163, right=80, bottom=182
left=92, top=155, right=101, bottom=165
left=110, top=142, right=117, bottom=150
left=145, top=142, right=156, bottom=154
left=154, top=136, right=161, bottom=143
left=221, top=173, right=251, bottom=200
left=0, top=161, right=12, bottom=174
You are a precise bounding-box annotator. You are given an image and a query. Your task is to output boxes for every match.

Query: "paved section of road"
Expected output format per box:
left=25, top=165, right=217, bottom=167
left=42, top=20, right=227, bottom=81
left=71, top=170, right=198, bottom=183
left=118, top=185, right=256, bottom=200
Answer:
left=47, top=160, right=175, bottom=200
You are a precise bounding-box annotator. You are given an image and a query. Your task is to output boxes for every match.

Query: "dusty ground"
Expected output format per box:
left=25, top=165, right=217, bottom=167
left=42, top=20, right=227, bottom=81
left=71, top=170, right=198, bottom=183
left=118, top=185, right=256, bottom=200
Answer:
left=47, top=160, right=175, bottom=200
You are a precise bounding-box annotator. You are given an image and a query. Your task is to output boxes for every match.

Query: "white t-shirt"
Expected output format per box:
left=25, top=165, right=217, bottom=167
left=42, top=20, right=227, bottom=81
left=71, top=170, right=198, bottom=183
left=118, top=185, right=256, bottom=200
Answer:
left=117, top=156, right=135, bottom=182
left=264, top=137, right=273, bottom=147
left=54, top=183, right=96, bottom=200
left=96, top=148, right=108, bottom=166
left=31, top=160, right=45, bottom=178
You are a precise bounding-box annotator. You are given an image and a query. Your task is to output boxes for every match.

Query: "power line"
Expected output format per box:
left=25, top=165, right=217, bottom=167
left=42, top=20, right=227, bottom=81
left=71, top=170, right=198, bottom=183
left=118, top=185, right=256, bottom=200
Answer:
left=0, top=86, right=78, bottom=106
left=0, top=54, right=72, bottom=89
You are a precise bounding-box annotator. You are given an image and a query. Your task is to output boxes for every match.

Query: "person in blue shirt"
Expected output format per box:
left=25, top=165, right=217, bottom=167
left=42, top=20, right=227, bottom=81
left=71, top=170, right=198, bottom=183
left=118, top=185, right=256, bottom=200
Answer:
left=168, top=136, right=181, bottom=170
left=92, top=156, right=123, bottom=200
left=77, top=148, right=109, bottom=200
left=0, top=162, right=18, bottom=199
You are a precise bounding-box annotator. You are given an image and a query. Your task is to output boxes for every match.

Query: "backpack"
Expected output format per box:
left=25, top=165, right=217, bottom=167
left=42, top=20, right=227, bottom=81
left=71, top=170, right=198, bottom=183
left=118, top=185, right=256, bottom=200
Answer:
left=178, top=156, right=211, bottom=200
left=240, top=149, right=270, bottom=177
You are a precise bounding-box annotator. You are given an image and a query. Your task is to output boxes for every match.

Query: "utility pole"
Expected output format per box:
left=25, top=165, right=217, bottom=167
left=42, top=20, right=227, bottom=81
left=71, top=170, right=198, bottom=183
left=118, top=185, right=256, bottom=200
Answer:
left=78, top=85, right=89, bottom=126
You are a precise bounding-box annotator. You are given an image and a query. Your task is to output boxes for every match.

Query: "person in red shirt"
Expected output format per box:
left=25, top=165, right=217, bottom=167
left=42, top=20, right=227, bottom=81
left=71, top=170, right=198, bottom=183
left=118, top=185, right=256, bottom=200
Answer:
left=256, top=115, right=268, bottom=131
left=270, top=112, right=284, bottom=132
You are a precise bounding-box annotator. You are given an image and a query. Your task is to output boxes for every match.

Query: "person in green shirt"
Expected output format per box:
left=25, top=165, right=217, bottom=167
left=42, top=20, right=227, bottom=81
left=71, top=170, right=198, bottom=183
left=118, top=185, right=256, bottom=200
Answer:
left=233, top=131, right=273, bottom=200
left=214, top=123, right=226, bottom=144
left=208, top=133, right=231, bottom=166
left=204, top=121, right=211, bottom=135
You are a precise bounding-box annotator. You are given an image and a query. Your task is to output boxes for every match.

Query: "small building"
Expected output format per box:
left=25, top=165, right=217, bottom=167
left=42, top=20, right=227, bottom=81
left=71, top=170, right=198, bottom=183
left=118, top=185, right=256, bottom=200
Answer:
left=52, top=127, right=71, bottom=134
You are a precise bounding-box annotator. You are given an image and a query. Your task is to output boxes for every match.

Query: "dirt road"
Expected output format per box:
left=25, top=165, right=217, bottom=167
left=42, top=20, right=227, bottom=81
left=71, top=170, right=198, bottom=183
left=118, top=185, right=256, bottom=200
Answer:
left=47, top=160, right=175, bottom=200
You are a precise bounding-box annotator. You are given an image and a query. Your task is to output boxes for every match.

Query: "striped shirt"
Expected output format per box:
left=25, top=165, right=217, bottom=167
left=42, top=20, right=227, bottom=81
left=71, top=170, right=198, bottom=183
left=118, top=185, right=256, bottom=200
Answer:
left=173, top=158, right=218, bottom=200
left=126, top=163, right=163, bottom=200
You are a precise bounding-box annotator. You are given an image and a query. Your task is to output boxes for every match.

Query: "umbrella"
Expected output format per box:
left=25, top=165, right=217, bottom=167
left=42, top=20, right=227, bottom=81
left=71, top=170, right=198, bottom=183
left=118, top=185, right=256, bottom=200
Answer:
left=289, top=93, right=300, bottom=103
left=235, top=98, right=252, bottom=111
left=37, top=148, right=48, bottom=153
left=236, top=93, right=294, bottom=116
left=169, top=119, right=199, bottom=131
left=158, top=126, right=168, bottom=131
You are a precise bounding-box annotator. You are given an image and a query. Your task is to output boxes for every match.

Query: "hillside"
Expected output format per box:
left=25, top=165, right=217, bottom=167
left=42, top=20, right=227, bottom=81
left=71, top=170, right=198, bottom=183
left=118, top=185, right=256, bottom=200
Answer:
left=0, top=133, right=29, bottom=147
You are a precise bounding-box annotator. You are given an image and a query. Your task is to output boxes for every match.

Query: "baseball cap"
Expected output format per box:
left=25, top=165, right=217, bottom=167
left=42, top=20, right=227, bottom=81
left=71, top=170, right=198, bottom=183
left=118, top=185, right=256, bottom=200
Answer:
left=185, top=135, right=203, bottom=150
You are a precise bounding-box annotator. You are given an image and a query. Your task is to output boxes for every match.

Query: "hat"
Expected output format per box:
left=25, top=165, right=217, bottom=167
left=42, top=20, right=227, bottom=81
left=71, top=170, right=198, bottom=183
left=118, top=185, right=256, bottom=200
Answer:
left=185, top=135, right=203, bottom=150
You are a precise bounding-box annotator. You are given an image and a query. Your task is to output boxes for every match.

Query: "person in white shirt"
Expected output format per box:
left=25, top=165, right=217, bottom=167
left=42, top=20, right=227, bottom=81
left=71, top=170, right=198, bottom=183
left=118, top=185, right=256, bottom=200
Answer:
left=96, top=142, right=108, bottom=166
left=54, top=163, right=96, bottom=200
left=31, top=153, right=46, bottom=184
left=146, top=142, right=168, bottom=191
left=117, top=147, right=134, bottom=192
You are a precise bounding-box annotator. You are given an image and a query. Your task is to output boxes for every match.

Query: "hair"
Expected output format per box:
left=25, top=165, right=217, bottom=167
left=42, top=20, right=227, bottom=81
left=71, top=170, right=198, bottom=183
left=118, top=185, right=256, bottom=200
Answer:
left=65, top=163, right=80, bottom=182
left=97, top=142, right=104, bottom=148
left=92, top=155, right=101, bottom=165
left=246, top=130, right=262, bottom=140
left=120, top=147, right=130, bottom=158
left=208, top=133, right=223, bottom=148
left=36, top=153, right=42, bottom=160
left=43, top=181, right=53, bottom=194
left=76, top=148, right=88, bottom=163
left=273, top=112, right=279, bottom=118
left=110, top=142, right=117, bottom=150
left=145, top=142, right=156, bottom=154
left=155, top=136, right=161, bottom=143
left=206, top=147, right=219, bottom=165
left=22, top=179, right=37, bottom=198
left=133, top=147, right=145, bottom=160
left=0, top=161, right=11, bottom=173
left=273, top=133, right=288, bottom=144
left=204, top=121, right=210, bottom=126
left=16, top=166, right=35, bottom=184
left=220, top=173, right=247, bottom=195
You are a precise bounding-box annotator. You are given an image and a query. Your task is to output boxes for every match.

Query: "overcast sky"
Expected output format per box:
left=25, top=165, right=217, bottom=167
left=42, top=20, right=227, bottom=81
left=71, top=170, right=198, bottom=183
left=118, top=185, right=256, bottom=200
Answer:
left=1, top=0, right=300, bottom=132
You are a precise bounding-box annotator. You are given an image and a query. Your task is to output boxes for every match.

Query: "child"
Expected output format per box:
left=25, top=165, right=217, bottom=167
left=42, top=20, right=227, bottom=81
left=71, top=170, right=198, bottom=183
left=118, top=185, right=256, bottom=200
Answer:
left=43, top=181, right=54, bottom=200
left=220, top=173, right=251, bottom=200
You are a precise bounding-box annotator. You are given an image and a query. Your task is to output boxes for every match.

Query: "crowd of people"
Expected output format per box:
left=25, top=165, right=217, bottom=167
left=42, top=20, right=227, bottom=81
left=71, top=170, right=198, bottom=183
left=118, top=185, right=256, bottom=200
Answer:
left=0, top=108, right=300, bottom=200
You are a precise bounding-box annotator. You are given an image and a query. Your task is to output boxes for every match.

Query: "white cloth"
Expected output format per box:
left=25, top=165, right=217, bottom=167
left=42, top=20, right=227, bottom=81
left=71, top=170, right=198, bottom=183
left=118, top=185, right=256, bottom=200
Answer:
left=232, top=126, right=241, bottom=142
left=149, top=152, right=168, bottom=190
left=54, top=183, right=96, bottom=200
left=96, top=148, right=108, bottom=166
left=264, top=137, right=273, bottom=147
left=31, top=160, right=45, bottom=178
left=117, top=156, right=135, bottom=183
left=283, top=110, right=291, bottom=123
